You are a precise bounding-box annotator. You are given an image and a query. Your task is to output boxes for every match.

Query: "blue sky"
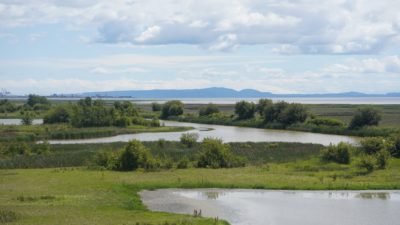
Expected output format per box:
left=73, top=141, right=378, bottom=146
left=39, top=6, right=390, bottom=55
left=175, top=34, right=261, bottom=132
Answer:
left=0, top=0, right=400, bottom=95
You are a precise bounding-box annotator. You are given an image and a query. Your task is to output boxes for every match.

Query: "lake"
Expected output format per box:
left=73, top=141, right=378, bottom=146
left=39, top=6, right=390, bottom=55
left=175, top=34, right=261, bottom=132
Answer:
left=140, top=189, right=400, bottom=225
left=45, top=120, right=359, bottom=145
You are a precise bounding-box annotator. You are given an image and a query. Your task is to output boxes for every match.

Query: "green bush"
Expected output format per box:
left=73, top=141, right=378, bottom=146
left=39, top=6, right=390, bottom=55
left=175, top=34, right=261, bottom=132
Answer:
left=151, top=102, right=162, bottom=112
left=349, top=107, right=381, bottom=129
left=197, top=138, right=246, bottom=168
left=177, top=157, right=190, bottom=169
left=180, top=133, right=199, bottom=148
left=320, top=142, right=352, bottom=164
left=390, top=133, right=400, bottom=158
left=306, top=118, right=344, bottom=127
left=161, top=100, right=184, bottom=119
left=357, top=155, right=375, bottom=173
left=360, top=137, right=386, bottom=155
left=20, top=111, right=34, bottom=125
left=256, top=99, right=273, bottom=116
left=43, top=105, right=71, bottom=124
left=199, top=103, right=220, bottom=116
left=116, top=140, right=154, bottom=171
left=376, top=150, right=391, bottom=169
left=235, top=101, right=256, bottom=120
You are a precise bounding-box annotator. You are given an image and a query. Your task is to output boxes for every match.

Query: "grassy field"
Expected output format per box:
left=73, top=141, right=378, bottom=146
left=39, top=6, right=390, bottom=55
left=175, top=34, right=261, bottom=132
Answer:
left=0, top=141, right=322, bottom=169
left=137, top=103, right=400, bottom=128
left=1, top=159, right=400, bottom=225
left=0, top=124, right=191, bottom=142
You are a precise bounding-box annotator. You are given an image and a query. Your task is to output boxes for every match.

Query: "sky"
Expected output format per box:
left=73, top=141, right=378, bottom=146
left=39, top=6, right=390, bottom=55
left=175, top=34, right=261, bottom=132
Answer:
left=0, top=0, right=400, bottom=95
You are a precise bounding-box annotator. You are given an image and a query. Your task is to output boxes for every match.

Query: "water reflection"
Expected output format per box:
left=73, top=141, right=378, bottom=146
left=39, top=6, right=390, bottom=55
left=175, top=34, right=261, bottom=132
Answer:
left=356, top=192, right=390, bottom=200
left=203, top=191, right=225, bottom=200
left=141, top=189, right=400, bottom=225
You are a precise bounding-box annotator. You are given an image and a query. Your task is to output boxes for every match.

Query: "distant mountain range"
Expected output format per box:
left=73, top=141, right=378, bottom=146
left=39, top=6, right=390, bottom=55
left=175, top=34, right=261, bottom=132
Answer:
left=76, top=87, right=400, bottom=98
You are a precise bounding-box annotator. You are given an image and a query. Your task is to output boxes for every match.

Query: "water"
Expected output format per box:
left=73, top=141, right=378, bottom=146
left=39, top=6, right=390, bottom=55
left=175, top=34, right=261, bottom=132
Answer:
left=140, top=189, right=400, bottom=225
left=46, top=120, right=359, bottom=145
left=0, top=118, right=43, bottom=125
left=134, top=97, right=400, bottom=105
left=2, top=97, right=400, bottom=104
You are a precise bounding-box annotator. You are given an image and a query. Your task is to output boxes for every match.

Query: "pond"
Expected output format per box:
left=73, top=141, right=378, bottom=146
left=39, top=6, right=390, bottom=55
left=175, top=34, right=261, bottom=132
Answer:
left=46, top=120, right=359, bottom=145
left=140, top=189, right=400, bottom=225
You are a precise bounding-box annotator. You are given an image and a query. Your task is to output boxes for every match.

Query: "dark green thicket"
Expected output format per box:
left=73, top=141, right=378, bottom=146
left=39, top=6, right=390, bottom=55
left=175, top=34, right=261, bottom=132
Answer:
left=161, top=100, right=184, bottom=119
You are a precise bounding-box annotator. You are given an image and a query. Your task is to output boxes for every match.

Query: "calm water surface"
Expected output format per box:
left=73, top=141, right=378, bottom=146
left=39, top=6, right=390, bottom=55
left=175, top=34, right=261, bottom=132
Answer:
left=140, top=189, right=400, bottom=225
left=0, top=118, right=43, bottom=125
left=46, top=120, right=359, bottom=145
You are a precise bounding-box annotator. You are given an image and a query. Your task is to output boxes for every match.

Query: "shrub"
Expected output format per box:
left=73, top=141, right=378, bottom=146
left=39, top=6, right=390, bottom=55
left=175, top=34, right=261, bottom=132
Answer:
left=306, top=118, right=344, bottom=127
left=116, top=140, right=154, bottom=171
left=113, top=101, right=138, bottom=117
left=360, top=137, right=386, bottom=155
left=0, top=210, right=18, bottom=223
left=177, top=157, right=190, bottom=169
left=197, top=138, right=246, bottom=168
left=277, top=103, right=308, bottom=126
left=235, top=101, right=256, bottom=120
left=151, top=102, right=162, bottom=111
left=256, top=99, right=273, bottom=116
left=320, top=142, right=352, bottom=164
left=357, top=155, right=375, bottom=173
left=32, top=141, right=51, bottom=155
left=349, top=107, right=381, bottom=129
left=114, top=116, right=131, bottom=127
left=199, top=103, right=220, bottom=116
left=180, top=133, right=199, bottom=147
left=161, top=100, right=184, bottom=119
left=20, top=111, right=34, bottom=125
left=390, top=133, right=400, bottom=158
left=376, top=150, right=390, bottom=169
left=26, top=94, right=50, bottom=107
left=43, top=105, right=71, bottom=124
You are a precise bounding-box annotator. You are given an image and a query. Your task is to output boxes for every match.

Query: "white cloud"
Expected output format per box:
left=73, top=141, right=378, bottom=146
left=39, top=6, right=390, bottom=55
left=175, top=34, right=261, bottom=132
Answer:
left=1, top=0, right=399, bottom=54
left=135, top=26, right=161, bottom=42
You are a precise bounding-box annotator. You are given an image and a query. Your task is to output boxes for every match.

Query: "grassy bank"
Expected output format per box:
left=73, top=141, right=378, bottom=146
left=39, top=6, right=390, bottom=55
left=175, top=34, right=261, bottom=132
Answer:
left=1, top=162, right=400, bottom=224
left=0, top=124, right=192, bottom=142
left=0, top=141, right=322, bottom=169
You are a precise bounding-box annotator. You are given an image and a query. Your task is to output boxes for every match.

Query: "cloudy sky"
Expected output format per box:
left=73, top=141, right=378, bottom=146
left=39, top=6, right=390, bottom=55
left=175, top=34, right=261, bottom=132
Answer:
left=1, top=0, right=400, bottom=95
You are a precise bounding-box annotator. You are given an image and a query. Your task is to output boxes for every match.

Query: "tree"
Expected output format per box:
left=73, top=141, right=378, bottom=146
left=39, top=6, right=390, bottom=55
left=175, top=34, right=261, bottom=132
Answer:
left=263, top=101, right=289, bottom=123
left=256, top=99, right=273, bottom=116
left=20, top=111, right=34, bottom=125
left=199, top=103, right=220, bottom=116
left=26, top=94, right=50, bottom=108
left=277, top=103, right=308, bottom=126
left=43, top=105, right=71, bottom=124
left=117, top=140, right=153, bottom=171
left=161, top=100, right=184, bottom=119
left=151, top=102, right=162, bottom=112
left=349, top=107, right=381, bottom=129
left=234, top=101, right=256, bottom=120
left=113, top=101, right=138, bottom=117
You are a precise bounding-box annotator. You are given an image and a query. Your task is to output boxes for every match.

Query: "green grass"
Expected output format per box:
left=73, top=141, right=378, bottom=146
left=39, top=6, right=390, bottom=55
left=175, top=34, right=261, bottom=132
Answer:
left=1, top=160, right=400, bottom=224
left=0, top=124, right=192, bottom=142
left=0, top=141, right=322, bottom=169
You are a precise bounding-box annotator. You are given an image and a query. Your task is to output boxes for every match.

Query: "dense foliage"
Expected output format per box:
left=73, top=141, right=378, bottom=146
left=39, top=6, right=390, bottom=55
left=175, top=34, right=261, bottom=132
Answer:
left=320, top=142, right=353, bottom=164
left=263, top=101, right=308, bottom=126
left=0, top=99, right=17, bottom=113
left=199, top=103, right=220, bottom=116
left=349, top=107, right=381, bottom=129
left=197, top=138, right=246, bottom=168
left=234, top=101, right=256, bottom=119
left=151, top=102, right=162, bottom=111
left=43, top=105, right=71, bottom=124
left=161, top=100, right=184, bottom=119
left=180, top=133, right=199, bottom=147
